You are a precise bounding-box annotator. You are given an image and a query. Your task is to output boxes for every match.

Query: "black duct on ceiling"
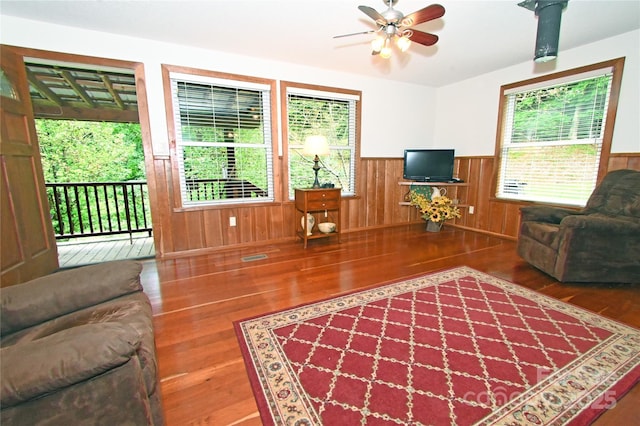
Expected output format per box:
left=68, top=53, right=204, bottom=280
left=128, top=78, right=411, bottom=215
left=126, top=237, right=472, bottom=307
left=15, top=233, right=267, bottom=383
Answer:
left=519, top=0, right=569, bottom=62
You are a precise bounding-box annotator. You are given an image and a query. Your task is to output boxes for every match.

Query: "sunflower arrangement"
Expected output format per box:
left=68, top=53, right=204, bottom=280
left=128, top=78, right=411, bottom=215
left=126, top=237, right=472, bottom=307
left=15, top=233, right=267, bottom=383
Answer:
left=410, top=190, right=461, bottom=223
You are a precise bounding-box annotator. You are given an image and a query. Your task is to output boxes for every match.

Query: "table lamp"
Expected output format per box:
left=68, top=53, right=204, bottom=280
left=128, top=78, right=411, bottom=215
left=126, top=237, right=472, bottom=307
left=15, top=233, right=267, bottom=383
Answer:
left=303, top=135, right=330, bottom=188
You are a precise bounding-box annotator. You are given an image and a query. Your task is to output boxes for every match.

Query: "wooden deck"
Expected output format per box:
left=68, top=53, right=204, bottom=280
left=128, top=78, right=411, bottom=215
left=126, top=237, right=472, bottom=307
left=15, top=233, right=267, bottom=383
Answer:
left=57, top=234, right=155, bottom=269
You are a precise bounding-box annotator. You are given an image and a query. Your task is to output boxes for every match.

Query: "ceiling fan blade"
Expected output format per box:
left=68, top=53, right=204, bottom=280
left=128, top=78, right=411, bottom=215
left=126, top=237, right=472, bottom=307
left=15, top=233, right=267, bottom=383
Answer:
left=334, top=29, right=376, bottom=39
left=358, top=5, right=386, bottom=24
left=409, top=30, right=439, bottom=47
left=401, top=4, right=445, bottom=26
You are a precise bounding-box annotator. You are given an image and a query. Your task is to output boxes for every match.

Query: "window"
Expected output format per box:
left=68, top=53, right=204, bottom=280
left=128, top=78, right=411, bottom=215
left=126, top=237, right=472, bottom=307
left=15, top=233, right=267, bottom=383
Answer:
left=282, top=82, right=361, bottom=199
left=495, top=58, right=624, bottom=206
left=166, top=68, right=276, bottom=206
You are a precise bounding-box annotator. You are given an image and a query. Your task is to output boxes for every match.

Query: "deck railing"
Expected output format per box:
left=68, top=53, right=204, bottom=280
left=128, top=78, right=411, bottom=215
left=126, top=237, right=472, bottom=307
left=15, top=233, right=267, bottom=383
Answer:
left=46, top=181, right=152, bottom=240
left=185, top=178, right=268, bottom=201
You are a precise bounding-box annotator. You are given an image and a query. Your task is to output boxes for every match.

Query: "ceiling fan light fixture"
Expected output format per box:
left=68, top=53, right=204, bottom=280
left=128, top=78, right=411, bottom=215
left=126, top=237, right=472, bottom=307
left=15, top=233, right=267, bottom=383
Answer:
left=397, top=35, right=412, bottom=52
left=380, top=43, right=392, bottom=59
left=338, top=1, right=445, bottom=59
left=371, top=36, right=385, bottom=53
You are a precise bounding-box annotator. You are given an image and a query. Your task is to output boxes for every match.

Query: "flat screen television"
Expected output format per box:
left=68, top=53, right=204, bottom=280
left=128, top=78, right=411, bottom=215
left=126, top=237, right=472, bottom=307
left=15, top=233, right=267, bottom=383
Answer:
left=403, top=149, right=455, bottom=182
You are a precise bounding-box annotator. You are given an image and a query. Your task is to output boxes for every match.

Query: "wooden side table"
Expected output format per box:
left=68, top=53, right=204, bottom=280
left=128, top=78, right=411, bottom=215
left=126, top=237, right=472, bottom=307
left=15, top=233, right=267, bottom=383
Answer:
left=294, top=188, right=341, bottom=248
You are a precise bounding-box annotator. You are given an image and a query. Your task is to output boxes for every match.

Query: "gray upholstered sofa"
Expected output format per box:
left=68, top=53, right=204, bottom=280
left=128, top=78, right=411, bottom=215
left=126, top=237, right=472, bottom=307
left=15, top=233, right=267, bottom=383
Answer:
left=517, top=169, right=640, bottom=283
left=0, top=260, right=164, bottom=425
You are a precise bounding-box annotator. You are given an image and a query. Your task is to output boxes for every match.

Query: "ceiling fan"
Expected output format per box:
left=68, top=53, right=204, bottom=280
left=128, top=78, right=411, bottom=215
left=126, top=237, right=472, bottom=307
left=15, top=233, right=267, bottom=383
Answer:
left=334, top=0, right=445, bottom=58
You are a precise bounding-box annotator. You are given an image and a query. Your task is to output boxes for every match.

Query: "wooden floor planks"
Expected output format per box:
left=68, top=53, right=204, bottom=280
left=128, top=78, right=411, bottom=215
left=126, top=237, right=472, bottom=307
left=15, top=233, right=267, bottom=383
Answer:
left=139, top=224, right=640, bottom=426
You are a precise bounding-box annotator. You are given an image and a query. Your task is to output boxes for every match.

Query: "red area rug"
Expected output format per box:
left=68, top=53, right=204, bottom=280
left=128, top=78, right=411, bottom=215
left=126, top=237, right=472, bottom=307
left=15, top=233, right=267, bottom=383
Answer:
left=235, top=267, right=640, bottom=425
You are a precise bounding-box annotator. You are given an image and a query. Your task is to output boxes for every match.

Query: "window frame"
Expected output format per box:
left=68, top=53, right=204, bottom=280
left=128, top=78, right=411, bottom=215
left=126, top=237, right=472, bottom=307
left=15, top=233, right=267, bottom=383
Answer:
left=492, top=57, right=625, bottom=207
left=280, top=81, right=362, bottom=200
left=162, top=64, right=280, bottom=209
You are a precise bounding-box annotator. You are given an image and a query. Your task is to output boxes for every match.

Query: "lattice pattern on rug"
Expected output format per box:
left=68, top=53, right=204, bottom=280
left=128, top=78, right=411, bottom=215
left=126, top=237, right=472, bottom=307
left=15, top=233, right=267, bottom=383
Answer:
left=235, top=266, right=640, bottom=425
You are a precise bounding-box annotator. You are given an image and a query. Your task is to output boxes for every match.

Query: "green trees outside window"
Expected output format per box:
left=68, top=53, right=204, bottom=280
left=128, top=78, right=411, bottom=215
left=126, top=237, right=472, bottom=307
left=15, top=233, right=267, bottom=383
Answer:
left=36, top=119, right=150, bottom=239
left=285, top=87, right=359, bottom=199
left=496, top=58, right=624, bottom=206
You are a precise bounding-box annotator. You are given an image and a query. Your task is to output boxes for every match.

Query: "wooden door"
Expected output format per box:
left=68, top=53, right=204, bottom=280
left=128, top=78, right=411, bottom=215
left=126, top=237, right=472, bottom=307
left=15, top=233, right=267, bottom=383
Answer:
left=1, top=45, right=58, bottom=286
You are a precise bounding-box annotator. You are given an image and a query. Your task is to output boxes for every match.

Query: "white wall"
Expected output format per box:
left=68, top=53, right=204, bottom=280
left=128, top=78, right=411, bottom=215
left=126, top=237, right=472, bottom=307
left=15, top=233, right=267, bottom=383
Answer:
left=434, top=30, right=640, bottom=156
left=0, top=15, right=436, bottom=158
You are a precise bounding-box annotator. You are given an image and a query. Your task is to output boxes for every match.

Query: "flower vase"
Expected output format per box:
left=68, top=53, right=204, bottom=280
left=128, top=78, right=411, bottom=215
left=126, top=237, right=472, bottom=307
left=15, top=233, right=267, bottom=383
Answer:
left=301, top=213, right=315, bottom=236
left=426, top=220, right=443, bottom=233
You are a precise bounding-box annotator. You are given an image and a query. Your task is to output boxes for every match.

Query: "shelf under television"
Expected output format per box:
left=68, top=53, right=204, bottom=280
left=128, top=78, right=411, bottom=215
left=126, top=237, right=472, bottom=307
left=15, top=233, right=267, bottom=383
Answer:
left=398, top=180, right=470, bottom=208
left=398, top=181, right=469, bottom=186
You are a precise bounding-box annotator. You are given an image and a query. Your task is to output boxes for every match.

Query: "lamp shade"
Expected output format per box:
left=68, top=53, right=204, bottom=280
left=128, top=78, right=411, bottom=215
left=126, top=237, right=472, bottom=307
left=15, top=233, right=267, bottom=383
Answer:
left=303, top=136, right=330, bottom=156
left=380, top=46, right=392, bottom=59
left=397, top=36, right=412, bottom=53
left=371, top=37, right=385, bottom=53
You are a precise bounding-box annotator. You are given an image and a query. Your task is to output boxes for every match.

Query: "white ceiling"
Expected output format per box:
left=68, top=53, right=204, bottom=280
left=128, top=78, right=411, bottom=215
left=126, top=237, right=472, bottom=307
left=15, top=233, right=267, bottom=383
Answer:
left=1, top=0, right=639, bottom=87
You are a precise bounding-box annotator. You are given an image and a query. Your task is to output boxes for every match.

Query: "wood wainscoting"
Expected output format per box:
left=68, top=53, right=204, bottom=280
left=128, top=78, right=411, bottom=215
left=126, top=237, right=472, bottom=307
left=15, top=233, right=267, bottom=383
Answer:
left=147, top=153, right=640, bottom=258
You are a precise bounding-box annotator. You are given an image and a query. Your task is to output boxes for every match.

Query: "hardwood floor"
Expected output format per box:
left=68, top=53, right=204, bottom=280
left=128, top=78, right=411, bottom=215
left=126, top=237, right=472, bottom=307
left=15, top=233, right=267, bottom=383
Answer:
left=140, top=224, right=640, bottom=425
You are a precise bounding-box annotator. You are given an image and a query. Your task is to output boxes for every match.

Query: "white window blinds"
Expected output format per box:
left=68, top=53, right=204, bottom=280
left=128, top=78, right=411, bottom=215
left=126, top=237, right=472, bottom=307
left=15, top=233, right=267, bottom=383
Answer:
left=497, top=69, right=614, bottom=206
left=169, top=73, right=274, bottom=206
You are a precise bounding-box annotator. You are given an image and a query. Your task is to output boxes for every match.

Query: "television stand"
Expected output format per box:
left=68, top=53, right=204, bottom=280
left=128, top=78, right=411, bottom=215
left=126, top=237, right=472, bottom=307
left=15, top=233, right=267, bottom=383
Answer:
left=398, top=180, right=470, bottom=207
left=399, top=181, right=468, bottom=187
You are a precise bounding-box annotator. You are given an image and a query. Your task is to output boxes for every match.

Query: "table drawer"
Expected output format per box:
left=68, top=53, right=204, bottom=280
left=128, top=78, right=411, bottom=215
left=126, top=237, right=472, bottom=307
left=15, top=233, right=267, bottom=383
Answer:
left=306, top=190, right=340, bottom=202
left=305, top=189, right=339, bottom=210
left=307, top=199, right=339, bottom=210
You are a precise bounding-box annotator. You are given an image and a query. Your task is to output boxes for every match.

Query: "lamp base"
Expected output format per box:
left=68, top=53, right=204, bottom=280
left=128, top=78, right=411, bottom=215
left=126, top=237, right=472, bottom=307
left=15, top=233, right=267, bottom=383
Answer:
left=312, top=155, right=321, bottom=188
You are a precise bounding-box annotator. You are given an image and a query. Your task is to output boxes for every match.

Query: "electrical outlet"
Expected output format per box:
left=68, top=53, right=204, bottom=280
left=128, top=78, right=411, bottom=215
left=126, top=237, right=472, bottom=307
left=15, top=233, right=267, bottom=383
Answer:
left=229, top=216, right=236, bottom=227
left=469, top=206, right=475, bottom=215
